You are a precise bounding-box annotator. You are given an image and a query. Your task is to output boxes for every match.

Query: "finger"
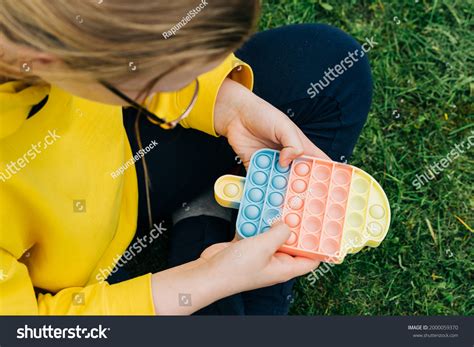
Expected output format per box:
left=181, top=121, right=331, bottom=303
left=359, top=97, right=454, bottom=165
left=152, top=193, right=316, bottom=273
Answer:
left=296, top=127, right=331, bottom=160
left=274, top=253, right=321, bottom=277
left=255, top=222, right=291, bottom=254
left=289, top=257, right=321, bottom=277
left=276, top=121, right=304, bottom=167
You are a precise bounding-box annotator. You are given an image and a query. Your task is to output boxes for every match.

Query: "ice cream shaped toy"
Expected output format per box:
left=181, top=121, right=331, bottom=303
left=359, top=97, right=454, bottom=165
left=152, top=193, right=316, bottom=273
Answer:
left=214, top=149, right=390, bottom=263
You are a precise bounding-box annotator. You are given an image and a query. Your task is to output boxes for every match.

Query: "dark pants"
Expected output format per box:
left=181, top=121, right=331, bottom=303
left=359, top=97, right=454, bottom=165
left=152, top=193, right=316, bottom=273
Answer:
left=117, top=24, right=372, bottom=314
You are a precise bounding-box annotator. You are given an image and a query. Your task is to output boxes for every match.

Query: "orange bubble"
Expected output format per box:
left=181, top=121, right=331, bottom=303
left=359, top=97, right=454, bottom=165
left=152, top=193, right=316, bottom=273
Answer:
left=291, top=179, right=307, bottom=193
left=288, top=196, right=304, bottom=210
left=294, top=162, right=311, bottom=176
left=285, top=213, right=301, bottom=228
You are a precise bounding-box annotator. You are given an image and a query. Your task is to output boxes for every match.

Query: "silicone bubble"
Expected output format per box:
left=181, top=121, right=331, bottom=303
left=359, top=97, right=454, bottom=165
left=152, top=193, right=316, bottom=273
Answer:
left=326, top=221, right=342, bottom=238
left=252, top=171, right=268, bottom=186
left=320, top=238, right=339, bottom=254
left=333, top=170, right=351, bottom=185
left=241, top=222, right=257, bottom=237
left=347, top=212, right=363, bottom=228
left=223, top=183, right=239, bottom=198
left=291, top=179, right=307, bottom=193
left=301, top=234, right=319, bottom=250
left=268, top=192, right=284, bottom=207
left=285, top=213, right=301, bottom=228
left=328, top=204, right=345, bottom=220
left=331, top=186, right=348, bottom=203
left=308, top=199, right=325, bottom=215
left=367, top=222, right=383, bottom=237
left=345, top=230, right=363, bottom=246
left=288, top=196, right=304, bottom=210
left=294, top=162, right=311, bottom=176
left=349, top=196, right=366, bottom=211
left=247, top=188, right=264, bottom=203
left=352, top=179, right=369, bottom=194
left=313, top=165, right=331, bottom=181
left=275, top=161, right=290, bottom=173
left=244, top=205, right=261, bottom=220
left=272, top=175, right=287, bottom=190
left=263, top=209, right=280, bottom=225
left=310, top=182, right=328, bottom=198
left=303, top=216, right=322, bottom=233
left=255, top=154, right=272, bottom=169
left=261, top=225, right=271, bottom=232
left=369, top=204, right=385, bottom=219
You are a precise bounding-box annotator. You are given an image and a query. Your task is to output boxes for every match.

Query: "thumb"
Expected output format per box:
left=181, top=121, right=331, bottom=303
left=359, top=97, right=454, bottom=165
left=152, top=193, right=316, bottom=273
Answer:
left=278, top=123, right=304, bottom=167
left=280, top=145, right=303, bottom=168
left=297, top=127, right=331, bottom=160
left=255, top=222, right=291, bottom=254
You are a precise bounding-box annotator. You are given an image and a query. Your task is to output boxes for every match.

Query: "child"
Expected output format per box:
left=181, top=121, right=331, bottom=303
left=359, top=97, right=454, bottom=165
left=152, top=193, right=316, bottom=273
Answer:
left=0, top=0, right=371, bottom=315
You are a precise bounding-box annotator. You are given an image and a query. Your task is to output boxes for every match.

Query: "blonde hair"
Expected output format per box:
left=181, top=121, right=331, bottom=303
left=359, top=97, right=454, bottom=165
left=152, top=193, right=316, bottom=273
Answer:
left=0, top=0, right=259, bottom=228
left=0, top=0, right=259, bottom=85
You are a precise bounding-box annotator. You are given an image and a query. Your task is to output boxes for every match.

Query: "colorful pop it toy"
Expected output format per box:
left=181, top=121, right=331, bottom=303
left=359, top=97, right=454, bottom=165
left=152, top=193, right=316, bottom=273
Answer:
left=214, top=149, right=390, bottom=263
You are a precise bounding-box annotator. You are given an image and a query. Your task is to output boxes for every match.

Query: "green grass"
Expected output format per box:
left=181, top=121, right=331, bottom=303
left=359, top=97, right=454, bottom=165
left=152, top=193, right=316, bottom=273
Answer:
left=258, top=0, right=473, bottom=315
left=127, top=0, right=473, bottom=315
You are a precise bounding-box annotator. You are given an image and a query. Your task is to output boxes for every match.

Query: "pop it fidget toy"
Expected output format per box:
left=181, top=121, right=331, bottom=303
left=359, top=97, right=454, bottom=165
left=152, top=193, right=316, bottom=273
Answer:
left=214, top=149, right=391, bottom=263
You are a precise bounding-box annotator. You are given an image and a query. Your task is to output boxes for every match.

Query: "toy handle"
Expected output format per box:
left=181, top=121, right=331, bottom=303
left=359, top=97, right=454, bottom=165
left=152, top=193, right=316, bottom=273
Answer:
left=214, top=175, right=246, bottom=209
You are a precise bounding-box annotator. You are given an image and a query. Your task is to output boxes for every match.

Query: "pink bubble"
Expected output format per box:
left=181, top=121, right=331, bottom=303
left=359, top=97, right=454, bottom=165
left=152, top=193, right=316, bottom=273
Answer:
left=294, top=162, right=311, bottom=176
left=291, top=179, right=307, bottom=193
left=288, top=196, right=304, bottom=210
left=285, top=213, right=301, bottom=228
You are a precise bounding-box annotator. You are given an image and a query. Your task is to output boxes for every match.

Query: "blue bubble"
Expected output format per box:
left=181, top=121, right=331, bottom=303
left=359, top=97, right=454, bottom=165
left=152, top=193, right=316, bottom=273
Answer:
left=268, top=192, right=284, bottom=207
left=263, top=209, right=280, bottom=225
left=275, top=161, right=290, bottom=173
left=252, top=171, right=268, bottom=186
left=248, top=188, right=264, bottom=203
left=240, top=222, right=257, bottom=237
left=255, top=154, right=272, bottom=169
left=272, top=175, right=287, bottom=189
left=244, top=205, right=261, bottom=220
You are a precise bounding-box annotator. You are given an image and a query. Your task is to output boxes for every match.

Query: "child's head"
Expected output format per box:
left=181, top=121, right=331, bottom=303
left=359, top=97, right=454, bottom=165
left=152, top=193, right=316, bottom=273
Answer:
left=0, top=0, right=259, bottom=103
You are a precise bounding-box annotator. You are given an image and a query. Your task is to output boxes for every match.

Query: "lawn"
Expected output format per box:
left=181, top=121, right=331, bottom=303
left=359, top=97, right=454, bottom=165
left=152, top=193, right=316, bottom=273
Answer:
left=126, top=0, right=473, bottom=315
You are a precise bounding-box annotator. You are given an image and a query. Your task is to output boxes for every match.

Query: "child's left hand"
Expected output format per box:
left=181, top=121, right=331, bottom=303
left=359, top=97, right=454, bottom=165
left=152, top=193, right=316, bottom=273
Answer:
left=214, top=78, right=330, bottom=168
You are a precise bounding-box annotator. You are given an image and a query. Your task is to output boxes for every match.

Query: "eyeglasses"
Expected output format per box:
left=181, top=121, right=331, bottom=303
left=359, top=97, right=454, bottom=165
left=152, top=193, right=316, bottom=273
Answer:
left=100, top=79, right=199, bottom=130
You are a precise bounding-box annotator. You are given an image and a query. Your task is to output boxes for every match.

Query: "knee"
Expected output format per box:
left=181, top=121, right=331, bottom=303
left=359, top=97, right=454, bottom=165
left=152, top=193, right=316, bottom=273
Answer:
left=304, top=24, right=373, bottom=125
left=313, top=24, right=372, bottom=86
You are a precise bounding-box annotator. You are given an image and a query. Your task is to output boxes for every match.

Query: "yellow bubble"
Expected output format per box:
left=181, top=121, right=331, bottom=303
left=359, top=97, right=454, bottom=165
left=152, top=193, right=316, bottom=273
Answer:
left=223, top=183, right=239, bottom=198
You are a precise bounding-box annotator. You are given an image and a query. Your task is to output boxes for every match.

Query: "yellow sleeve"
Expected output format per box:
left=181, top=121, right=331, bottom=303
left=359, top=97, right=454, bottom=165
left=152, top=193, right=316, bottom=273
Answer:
left=144, top=53, right=254, bottom=136
left=0, top=249, right=155, bottom=315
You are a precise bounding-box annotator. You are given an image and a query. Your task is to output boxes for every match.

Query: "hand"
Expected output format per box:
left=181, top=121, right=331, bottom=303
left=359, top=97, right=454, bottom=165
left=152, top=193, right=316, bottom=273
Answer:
left=214, top=78, right=330, bottom=168
left=200, top=222, right=320, bottom=294
left=151, top=223, right=320, bottom=315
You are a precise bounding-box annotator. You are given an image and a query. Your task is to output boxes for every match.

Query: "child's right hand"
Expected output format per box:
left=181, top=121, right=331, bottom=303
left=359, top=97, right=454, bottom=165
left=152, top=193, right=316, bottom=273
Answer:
left=200, top=222, right=320, bottom=294
left=151, top=222, right=320, bottom=315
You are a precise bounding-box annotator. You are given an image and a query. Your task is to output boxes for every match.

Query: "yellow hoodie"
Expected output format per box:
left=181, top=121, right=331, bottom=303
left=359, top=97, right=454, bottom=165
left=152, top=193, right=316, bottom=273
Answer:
left=0, top=54, right=253, bottom=315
